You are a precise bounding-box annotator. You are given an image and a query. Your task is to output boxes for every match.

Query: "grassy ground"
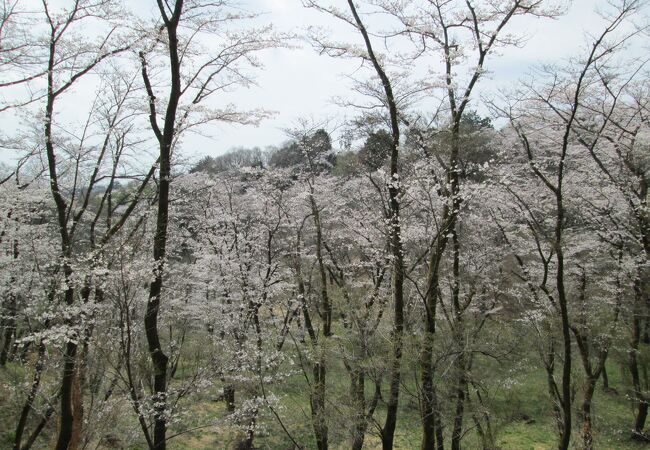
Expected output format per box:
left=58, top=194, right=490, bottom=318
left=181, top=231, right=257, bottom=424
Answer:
left=166, top=356, right=648, bottom=450
left=2, top=352, right=648, bottom=449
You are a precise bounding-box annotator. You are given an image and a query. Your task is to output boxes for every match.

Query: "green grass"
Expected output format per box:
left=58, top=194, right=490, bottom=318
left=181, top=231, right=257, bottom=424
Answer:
left=160, top=354, right=646, bottom=450
left=3, top=344, right=649, bottom=449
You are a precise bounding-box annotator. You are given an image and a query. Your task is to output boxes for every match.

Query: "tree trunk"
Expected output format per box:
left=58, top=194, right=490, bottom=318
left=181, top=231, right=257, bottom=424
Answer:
left=350, top=368, right=366, bottom=450
left=556, top=259, right=572, bottom=450
left=45, top=27, right=79, bottom=446
left=631, top=274, right=648, bottom=439
left=450, top=230, right=466, bottom=450
left=145, top=276, right=170, bottom=450
left=310, top=190, right=331, bottom=337
left=0, top=239, right=18, bottom=366
left=543, top=337, right=563, bottom=437
left=55, top=290, right=78, bottom=450
left=69, top=357, right=85, bottom=450
left=421, top=333, right=436, bottom=450
left=14, top=339, right=47, bottom=450
left=450, top=356, right=467, bottom=450
left=554, top=126, right=572, bottom=450
left=421, top=251, right=444, bottom=450
left=311, top=357, right=328, bottom=450
left=381, top=158, right=405, bottom=450
left=434, top=391, right=444, bottom=450
left=382, top=326, right=403, bottom=450
left=343, top=4, right=404, bottom=449
left=305, top=173, right=331, bottom=450
left=141, top=3, right=184, bottom=448
left=581, top=378, right=597, bottom=450
left=240, top=408, right=258, bottom=450
left=22, top=402, right=57, bottom=450
left=471, top=386, right=496, bottom=450
left=224, top=385, right=236, bottom=414
left=0, top=291, right=17, bottom=366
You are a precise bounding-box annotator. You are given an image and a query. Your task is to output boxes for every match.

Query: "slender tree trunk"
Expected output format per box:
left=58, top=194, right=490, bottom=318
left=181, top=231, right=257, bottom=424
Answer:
left=0, top=292, right=17, bottom=366
left=224, top=385, right=236, bottom=414
left=310, top=189, right=331, bottom=337
left=451, top=357, right=467, bottom=450
left=450, top=231, right=467, bottom=450
left=382, top=243, right=404, bottom=450
left=141, top=3, right=184, bottom=448
left=1, top=240, right=18, bottom=366
left=311, top=356, right=328, bottom=450
left=121, top=297, right=154, bottom=450
left=421, top=246, right=445, bottom=450
left=422, top=379, right=445, bottom=450
left=69, top=356, right=85, bottom=450
left=22, top=401, right=57, bottom=450
left=421, top=241, right=451, bottom=450
left=434, top=389, right=444, bottom=450
left=14, top=339, right=47, bottom=450
left=43, top=28, right=78, bottom=448
left=602, top=365, right=609, bottom=391
left=56, top=336, right=77, bottom=450
left=293, top=227, right=328, bottom=450
left=421, top=333, right=436, bottom=450
left=342, top=4, right=404, bottom=448
left=631, top=274, right=648, bottom=439
left=555, top=223, right=572, bottom=450
left=146, top=213, right=171, bottom=450
left=471, top=386, right=496, bottom=450
left=553, top=102, right=573, bottom=450
left=542, top=336, right=563, bottom=437
left=69, top=285, right=96, bottom=450
left=305, top=179, right=331, bottom=450
left=350, top=368, right=366, bottom=450
left=581, top=378, right=597, bottom=450
left=55, top=292, right=77, bottom=450
left=241, top=411, right=258, bottom=450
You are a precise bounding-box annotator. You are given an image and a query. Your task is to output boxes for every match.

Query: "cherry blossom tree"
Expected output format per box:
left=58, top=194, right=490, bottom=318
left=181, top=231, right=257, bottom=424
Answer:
left=137, top=1, right=281, bottom=447
left=490, top=3, right=648, bottom=447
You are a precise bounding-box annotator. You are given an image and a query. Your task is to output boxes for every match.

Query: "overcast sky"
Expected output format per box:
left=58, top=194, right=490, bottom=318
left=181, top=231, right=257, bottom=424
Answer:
left=1, top=0, right=645, bottom=167
left=185, top=0, right=639, bottom=159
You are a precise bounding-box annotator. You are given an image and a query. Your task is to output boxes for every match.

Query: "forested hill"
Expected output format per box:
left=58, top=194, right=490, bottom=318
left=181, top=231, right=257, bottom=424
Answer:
left=1, top=1, right=649, bottom=450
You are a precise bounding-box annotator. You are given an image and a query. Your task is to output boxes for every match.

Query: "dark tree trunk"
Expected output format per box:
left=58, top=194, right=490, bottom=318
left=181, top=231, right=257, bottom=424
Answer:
left=544, top=346, right=563, bottom=438
left=311, top=360, right=328, bottom=450
left=450, top=359, right=467, bottom=450
left=141, top=3, right=184, bottom=449
left=69, top=285, right=97, bottom=450
left=421, top=334, right=436, bottom=450
left=22, top=401, right=57, bottom=450
left=224, top=385, right=236, bottom=414
left=69, top=356, right=85, bottom=450
left=293, top=227, right=328, bottom=450
left=450, top=230, right=466, bottom=450
left=421, top=246, right=446, bottom=450
left=0, top=291, right=17, bottom=366
left=342, top=4, right=404, bottom=449
left=555, top=225, right=572, bottom=450
left=581, top=379, right=597, bottom=450
left=631, top=274, right=648, bottom=439
left=434, top=392, right=444, bottom=450
left=310, top=190, right=331, bottom=338
left=54, top=286, right=77, bottom=450
left=43, top=27, right=79, bottom=448
left=14, top=339, right=47, bottom=450
left=0, top=239, right=18, bottom=366
left=471, top=385, right=496, bottom=450
left=350, top=368, right=366, bottom=450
